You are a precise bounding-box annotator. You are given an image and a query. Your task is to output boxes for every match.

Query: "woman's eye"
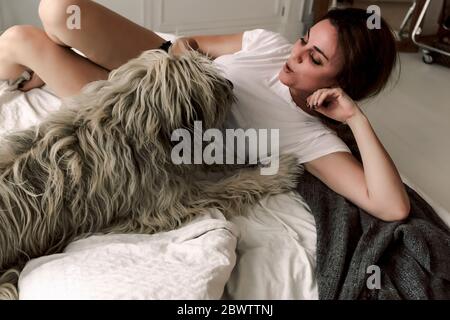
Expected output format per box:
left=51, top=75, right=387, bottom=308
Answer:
left=310, top=54, right=322, bottom=66
left=299, top=36, right=321, bottom=65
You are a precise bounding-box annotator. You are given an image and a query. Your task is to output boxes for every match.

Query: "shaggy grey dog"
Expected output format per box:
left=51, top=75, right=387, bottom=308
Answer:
left=0, top=49, right=301, bottom=299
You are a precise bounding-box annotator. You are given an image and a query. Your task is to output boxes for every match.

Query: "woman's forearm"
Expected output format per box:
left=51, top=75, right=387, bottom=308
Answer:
left=173, top=34, right=243, bottom=59
left=346, top=108, right=410, bottom=219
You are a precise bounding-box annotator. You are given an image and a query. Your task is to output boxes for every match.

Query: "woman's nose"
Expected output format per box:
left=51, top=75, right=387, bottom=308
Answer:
left=292, top=50, right=304, bottom=63
left=293, top=52, right=303, bottom=64
left=294, top=42, right=306, bottom=59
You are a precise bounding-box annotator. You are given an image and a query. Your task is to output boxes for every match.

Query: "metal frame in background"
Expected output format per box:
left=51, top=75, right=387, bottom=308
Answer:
left=398, top=0, right=417, bottom=40
left=411, top=0, right=450, bottom=63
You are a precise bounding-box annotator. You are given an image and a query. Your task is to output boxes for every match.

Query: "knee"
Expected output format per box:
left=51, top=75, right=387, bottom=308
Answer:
left=39, top=0, right=82, bottom=35
left=1, top=25, right=41, bottom=48
left=0, top=26, right=46, bottom=61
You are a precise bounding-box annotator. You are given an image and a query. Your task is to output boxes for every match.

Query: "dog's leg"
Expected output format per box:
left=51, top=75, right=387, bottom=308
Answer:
left=191, top=153, right=303, bottom=218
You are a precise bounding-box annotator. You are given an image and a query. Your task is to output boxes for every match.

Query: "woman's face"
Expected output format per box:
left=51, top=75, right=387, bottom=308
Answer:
left=279, top=19, right=344, bottom=97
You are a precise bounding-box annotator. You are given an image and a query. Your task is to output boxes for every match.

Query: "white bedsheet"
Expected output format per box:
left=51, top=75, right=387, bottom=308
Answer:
left=226, top=192, right=318, bottom=300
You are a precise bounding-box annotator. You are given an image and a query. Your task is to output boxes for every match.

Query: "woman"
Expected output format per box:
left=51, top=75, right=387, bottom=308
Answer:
left=0, top=0, right=410, bottom=221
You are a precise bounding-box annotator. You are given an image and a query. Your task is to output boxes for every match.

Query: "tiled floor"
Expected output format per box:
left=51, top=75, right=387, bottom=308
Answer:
left=359, top=52, right=450, bottom=224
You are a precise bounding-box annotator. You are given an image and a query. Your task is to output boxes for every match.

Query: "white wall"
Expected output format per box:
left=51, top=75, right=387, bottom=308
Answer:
left=147, top=0, right=306, bottom=41
left=0, top=0, right=308, bottom=42
left=0, top=0, right=41, bottom=30
left=95, top=0, right=147, bottom=26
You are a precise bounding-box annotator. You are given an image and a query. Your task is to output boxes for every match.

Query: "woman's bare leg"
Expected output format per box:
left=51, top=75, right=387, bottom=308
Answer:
left=0, top=0, right=167, bottom=97
left=39, top=0, right=167, bottom=71
left=0, top=25, right=109, bottom=97
left=0, top=45, right=27, bottom=82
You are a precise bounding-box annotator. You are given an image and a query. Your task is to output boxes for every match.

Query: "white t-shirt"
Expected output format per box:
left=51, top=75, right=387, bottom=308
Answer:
left=213, top=29, right=351, bottom=164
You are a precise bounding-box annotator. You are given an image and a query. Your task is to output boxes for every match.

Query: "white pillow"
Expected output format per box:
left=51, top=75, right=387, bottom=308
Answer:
left=19, top=209, right=239, bottom=300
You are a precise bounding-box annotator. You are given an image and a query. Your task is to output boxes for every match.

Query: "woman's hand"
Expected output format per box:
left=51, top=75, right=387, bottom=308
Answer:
left=306, top=87, right=359, bottom=124
left=170, top=37, right=200, bottom=57
left=19, top=72, right=45, bottom=92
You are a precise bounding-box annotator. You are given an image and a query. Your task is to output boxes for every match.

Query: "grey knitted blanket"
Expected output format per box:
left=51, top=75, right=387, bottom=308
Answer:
left=295, top=124, right=450, bottom=299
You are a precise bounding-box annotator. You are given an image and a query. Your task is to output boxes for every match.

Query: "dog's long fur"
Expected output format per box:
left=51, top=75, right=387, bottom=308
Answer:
left=0, top=49, right=302, bottom=299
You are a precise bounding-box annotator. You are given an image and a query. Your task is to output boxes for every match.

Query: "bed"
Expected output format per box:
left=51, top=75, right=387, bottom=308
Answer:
left=0, top=34, right=449, bottom=299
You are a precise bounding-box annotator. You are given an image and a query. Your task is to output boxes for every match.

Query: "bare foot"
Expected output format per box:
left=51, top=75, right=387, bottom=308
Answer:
left=19, top=72, right=45, bottom=92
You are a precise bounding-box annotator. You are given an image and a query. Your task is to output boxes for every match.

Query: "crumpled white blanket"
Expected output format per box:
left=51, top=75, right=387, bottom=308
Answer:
left=0, top=82, right=61, bottom=136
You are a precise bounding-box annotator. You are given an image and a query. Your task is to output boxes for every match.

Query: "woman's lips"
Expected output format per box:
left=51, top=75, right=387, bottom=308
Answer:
left=283, top=62, right=293, bottom=73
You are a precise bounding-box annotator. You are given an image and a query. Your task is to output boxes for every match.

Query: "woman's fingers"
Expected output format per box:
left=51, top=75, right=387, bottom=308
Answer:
left=317, top=90, right=330, bottom=108
left=19, top=72, right=45, bottom=92
left=308, top=88, right=342, bottom=109
left=307, top=89, right=323, bottom=108
left=308, top=88, right=330, bottom=109
left=305, top=87, right=358, bottom=123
